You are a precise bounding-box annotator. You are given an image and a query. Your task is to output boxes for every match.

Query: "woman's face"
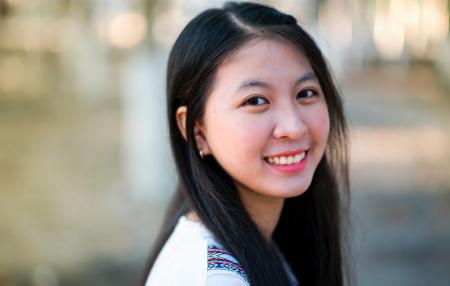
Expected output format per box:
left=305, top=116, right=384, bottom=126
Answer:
left=197, top=39, right=329, bottom=200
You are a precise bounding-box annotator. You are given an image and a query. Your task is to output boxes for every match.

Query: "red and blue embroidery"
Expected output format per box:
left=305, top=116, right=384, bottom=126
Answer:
left=207, top=243, right=250, bottom=284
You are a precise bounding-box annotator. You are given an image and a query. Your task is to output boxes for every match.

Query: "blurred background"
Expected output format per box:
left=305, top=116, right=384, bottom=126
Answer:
left=0, top=0, right=449, bottom=285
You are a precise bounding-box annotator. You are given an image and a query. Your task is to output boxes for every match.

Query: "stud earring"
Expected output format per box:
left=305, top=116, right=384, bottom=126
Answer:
left=199, top=150, right=204, bottom=159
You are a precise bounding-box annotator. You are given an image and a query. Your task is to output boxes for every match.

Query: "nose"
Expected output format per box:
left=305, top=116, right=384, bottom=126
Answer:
left=272, top=106, right=307, bottom=140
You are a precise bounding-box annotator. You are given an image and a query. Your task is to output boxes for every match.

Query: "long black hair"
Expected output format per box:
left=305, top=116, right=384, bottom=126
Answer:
left=143, top=2, right=350, bottom=286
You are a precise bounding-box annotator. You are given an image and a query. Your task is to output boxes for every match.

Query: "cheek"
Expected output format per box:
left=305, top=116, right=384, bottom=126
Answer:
left=307, top=105, right=330, bottom=146
left=207, top=115, right=269, bottom=157
left=320, top=111, right=330, bottom=141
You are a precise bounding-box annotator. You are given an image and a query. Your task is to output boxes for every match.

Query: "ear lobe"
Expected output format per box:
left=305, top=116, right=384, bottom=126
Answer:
left=176, top=106, right=212, bottom=156
left=194, top=121, right=212, bottom=156
left=175, top=106, right=188, bottom=140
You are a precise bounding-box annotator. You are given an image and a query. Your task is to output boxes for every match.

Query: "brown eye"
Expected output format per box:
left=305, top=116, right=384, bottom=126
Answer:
left=297, top=88, right=318, bottom=100
left=243, top=96, right=269, bottom=106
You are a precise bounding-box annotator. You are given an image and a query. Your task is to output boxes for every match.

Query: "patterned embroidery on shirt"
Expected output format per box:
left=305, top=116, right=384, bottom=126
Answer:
left=207, top=243, right=250, bottom=284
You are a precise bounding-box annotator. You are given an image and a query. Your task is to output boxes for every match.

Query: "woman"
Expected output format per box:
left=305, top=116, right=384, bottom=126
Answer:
left=143, top=2, right=350, bottom=286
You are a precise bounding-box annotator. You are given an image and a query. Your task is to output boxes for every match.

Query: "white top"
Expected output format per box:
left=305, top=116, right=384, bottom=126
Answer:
left=145, top=215, right=298, bottom=286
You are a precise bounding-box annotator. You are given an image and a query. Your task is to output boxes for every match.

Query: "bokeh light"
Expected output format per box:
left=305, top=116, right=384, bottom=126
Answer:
left=106, top=12, right=148, bottom=48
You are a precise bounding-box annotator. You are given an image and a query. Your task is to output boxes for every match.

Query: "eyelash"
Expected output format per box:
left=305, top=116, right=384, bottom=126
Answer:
left=242, top=88, right=318, bottom=106
left=297, top=88, right=318, bottom=100
left=243, top=96, right=269, bottom=106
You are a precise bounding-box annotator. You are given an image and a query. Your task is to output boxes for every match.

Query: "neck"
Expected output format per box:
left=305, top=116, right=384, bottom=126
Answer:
left=186, top=187, right=285, bottom=241
left=237, top=184, right=285, bottom=241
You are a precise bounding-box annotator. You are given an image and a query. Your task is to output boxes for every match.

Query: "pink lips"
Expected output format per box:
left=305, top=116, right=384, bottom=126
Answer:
left=264, top=149, right=308, bottom=174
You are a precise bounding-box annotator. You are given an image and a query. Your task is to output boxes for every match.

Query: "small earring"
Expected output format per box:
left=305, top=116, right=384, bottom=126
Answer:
left=199, top=149, right=204, bottom=159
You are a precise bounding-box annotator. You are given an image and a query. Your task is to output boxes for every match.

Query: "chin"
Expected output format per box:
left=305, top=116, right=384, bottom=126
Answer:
left=267, top=183, right=311, bottom=198
left=283, top=187, right=309, bottom=198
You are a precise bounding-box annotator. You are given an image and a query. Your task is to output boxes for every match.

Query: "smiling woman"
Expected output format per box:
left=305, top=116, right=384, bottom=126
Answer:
left=143, top=2, right=350, bottom=286
left=197, top=40, right=330, bottom=204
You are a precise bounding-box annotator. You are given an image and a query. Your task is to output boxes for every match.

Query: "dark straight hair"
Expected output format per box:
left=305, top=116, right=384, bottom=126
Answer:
left=143, top=2, right=350, bottom=286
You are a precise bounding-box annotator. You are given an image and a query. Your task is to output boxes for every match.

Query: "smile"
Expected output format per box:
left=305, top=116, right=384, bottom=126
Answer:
left=264, top=150, right=308, bottom=166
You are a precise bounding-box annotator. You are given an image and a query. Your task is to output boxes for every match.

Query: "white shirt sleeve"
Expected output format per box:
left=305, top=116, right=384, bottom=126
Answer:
left=144, top=218, right=208, bottom=286
left=207, top=272, right=250, bottom=286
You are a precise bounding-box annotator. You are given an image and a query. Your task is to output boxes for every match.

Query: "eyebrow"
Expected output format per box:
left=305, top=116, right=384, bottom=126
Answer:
left=236, top=71, right=318, bottom=92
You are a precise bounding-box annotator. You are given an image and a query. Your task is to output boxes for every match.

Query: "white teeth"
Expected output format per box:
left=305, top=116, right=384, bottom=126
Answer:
left=266, top=152, right=306, bottom=166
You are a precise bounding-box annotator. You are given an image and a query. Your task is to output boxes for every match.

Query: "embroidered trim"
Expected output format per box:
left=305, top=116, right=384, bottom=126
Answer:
left=207, top=243, right=250, bottom=284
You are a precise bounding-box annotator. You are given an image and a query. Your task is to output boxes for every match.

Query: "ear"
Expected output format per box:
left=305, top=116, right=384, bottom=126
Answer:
left=193, top=120, right=212, bottom=156
left=175, top=106, right=212, bottom=156
left=176, top=106, right=188, bottom=140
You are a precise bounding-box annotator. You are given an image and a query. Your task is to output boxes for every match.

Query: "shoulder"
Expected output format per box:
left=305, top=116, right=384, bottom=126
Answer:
left=145, top=216, right=210, bottom=286
left=207, top=243, right=250, bottom=286
left=145, top=216, right=251, bottom=286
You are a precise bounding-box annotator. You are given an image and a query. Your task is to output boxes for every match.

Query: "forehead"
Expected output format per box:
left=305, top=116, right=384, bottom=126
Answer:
left=212, top=38, right=314, bottom=89
left=223, top=38, right=308, bottom=64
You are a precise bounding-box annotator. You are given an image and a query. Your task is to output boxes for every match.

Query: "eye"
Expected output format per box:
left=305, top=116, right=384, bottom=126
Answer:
left=243, top=95, right=269, bottom=106
left=297, top=88, right=318, bottom=100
